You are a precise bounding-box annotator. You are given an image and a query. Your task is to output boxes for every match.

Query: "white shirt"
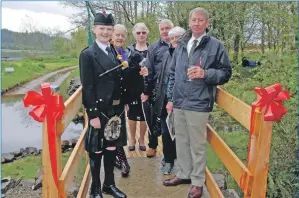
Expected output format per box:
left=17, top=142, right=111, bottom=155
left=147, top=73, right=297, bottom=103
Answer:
left=187, top=33, right=206, bottom=56
left=96, top=40, right=109, bottom=55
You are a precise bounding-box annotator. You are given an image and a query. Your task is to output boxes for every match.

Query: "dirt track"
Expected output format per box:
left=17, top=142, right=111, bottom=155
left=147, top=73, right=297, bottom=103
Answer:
left=3, top=66, right=77, bottom=96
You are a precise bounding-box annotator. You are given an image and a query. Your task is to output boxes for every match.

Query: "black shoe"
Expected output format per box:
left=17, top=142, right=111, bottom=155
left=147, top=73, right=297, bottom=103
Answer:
left=121, top=163, right=130, bottom=177
left=102, top=184, right=127, bottom=198
left=90, top=182, right=103, bottom=198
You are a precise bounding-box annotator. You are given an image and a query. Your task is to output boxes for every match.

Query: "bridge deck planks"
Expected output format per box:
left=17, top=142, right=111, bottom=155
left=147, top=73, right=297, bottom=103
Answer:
left=124, top=116, right=163, bottom=158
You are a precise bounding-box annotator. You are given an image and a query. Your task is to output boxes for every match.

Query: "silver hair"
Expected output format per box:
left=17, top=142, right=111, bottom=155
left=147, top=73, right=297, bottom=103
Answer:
left=189, top=7, right=209, bottom=20
left=114, top=24, right=128, bottom=36
left=168, top=26, right=186, bottom=37
left=132, top=22, right=149, bottom=35
left=158, top=19, right=174, bottom=28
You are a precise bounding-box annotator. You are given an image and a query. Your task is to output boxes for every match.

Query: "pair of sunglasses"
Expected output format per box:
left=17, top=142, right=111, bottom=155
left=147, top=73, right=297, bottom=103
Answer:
left=136, top=31, right=147, bottom=35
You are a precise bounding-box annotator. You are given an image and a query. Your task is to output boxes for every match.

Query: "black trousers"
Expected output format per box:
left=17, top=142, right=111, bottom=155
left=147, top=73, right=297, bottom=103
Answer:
left=161, top=117, right=176, bottom=163
left=148, top=130, right=158, bottom=149
left=89, top=149, right=117, bottom=186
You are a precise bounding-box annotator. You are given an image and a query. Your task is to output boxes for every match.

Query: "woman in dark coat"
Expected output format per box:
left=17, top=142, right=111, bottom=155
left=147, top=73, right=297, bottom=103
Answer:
left=154, top=26, right=186, bottom=175
left=126, top=22, right=149, bottom=152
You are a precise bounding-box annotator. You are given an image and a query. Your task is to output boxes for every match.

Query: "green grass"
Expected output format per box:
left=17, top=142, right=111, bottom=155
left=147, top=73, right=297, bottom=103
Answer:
left=1, top=54, right=78, bottom=91
left=2, top=151, right=87, bottom=183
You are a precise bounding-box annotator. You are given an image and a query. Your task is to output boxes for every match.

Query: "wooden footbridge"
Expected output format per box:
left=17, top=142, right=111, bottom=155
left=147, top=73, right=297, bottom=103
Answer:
left=22, top=82, right=287, bottom=198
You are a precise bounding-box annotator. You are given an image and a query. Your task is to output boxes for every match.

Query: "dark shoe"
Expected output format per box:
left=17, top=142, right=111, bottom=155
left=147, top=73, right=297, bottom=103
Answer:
left=188, top=185, right=203, bottom=198
left=138, top=139, right=146, bottom=151
left=121, top=163, right=130, bottom=177
left=146, top=148, right=157, bottom=158
left=162, top=162, right=174, bottom=175
left=128, top=145, right=135, bottom=151
left=89, top=183, right=103, bottom=198
left=139, top=145, right=146, bottom=151
left=102, top=184, right=127, bottom=198
left=163, top=176, right=191, bottom=186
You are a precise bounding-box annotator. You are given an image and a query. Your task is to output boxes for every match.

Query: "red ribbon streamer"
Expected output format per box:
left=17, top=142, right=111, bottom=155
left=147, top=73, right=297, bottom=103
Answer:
left=250, top=83, right=290, bottom=133
left=241, top=83, right=290, bottom=193
left=23, top=83, right=65, bottom=192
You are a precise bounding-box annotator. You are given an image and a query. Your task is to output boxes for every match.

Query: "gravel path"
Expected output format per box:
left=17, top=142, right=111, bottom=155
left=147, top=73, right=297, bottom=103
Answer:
left=4, top=66, right=77, bottom=96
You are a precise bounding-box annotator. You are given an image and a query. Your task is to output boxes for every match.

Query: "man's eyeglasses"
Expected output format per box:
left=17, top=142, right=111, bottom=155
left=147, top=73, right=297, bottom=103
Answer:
left=136, top=31, right=147, bottom=35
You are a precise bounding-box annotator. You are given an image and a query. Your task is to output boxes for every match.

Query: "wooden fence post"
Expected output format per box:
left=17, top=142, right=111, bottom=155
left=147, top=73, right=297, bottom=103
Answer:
left=247, top=110, right=273, bottom=198
left=42, top=120, right=59, bottom=198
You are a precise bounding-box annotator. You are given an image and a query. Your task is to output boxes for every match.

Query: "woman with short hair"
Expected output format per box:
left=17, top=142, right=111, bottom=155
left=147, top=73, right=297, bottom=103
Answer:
left=154, top=26, right=186, bottom=175
left=126, top=22, right=150, bottom=152
left=111, top=24, right=131, bottom=178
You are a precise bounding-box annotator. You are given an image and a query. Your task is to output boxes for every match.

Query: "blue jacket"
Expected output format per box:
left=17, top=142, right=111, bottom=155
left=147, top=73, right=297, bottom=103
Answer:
left=168, top=30, right=232, bottom=112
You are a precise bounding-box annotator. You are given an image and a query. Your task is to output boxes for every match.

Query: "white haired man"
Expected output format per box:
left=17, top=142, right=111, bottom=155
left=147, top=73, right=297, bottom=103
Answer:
left=142, top=19, right=174, bottom=158
left=164, top=8, right=232, bottom=198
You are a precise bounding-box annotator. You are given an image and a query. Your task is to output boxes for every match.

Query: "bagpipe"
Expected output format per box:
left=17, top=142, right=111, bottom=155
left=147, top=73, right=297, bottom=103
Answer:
left=98, top=40, right=128, bottom=78
left=98, top=40, right=146, bottom=78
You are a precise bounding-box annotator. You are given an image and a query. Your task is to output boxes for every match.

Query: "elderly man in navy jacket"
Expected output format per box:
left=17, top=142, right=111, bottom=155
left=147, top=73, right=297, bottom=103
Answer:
left=142, top=19, right=174, bottom=158
left=164, top=7, right=232, bottom=198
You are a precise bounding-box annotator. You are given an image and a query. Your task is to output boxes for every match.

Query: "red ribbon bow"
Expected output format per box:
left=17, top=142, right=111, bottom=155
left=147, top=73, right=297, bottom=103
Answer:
left=23, top=83, right=65, bottom=191
left=243, top=83, right=290, bottom=192
left=250, top=83, right=290, bottom=133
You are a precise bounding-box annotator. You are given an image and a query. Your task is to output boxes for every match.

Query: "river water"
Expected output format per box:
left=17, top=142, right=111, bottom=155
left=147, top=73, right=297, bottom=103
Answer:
left=1, top=69, right=83, bottom=153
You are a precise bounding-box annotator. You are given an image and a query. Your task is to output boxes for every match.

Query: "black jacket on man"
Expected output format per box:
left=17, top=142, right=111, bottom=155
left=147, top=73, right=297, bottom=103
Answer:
left=144, top=40, right=169, bottom=97
left=79, top=41, right=142, bottom=152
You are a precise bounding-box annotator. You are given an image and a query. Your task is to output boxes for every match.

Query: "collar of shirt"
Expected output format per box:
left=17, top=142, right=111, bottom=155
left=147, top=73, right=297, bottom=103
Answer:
left=96, top=40, right=109, bottom=55
left=187, top=32, right=206, bottom=55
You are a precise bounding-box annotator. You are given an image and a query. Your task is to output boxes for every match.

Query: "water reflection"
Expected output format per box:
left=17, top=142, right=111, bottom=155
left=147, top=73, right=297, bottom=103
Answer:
left=2, top=94, right=83, bottom=153
left=1, top=68, right=82, bottom=153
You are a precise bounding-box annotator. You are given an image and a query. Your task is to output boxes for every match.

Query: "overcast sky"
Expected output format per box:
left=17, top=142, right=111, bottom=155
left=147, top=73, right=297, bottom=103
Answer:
left=2, top=1, right=79, bottom=35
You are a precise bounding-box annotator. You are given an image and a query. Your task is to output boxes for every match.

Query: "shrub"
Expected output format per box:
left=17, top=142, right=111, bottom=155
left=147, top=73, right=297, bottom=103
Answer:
left=38, top=63, right=46, bottom=68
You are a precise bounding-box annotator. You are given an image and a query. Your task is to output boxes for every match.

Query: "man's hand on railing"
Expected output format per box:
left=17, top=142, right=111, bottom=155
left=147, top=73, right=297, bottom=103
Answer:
left=90, top=117, right=101, bottom=128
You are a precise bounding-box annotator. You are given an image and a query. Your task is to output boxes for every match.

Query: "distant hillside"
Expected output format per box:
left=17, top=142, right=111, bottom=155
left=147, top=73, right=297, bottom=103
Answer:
left=1, top=29, right=67, bottom=51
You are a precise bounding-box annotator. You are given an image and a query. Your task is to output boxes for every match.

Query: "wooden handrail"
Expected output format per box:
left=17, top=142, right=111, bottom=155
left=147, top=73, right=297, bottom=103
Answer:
left=216, top=87, right=252, bottom=130
left=207, top=125, right=253, bottom=195
left=59, top=112, right=88, bottom=197
left=205, top=168, right=224, bottom=198
left=41, top=85, right=274, bottom=198
left=57, top=86, right=83, bottom=136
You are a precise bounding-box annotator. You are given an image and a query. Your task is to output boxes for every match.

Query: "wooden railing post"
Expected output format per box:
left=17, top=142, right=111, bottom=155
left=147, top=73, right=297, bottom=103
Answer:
left=42, top=120, right=59, bottom=198
left=247, top=110, right=273, bottom=198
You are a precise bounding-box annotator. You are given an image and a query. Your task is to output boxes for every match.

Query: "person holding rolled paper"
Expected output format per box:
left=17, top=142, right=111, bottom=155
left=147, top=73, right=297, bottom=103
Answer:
left=79, top=12, right=147, bottom=198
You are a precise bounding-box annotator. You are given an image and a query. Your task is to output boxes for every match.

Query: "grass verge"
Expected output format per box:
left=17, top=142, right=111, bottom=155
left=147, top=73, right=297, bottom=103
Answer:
left=1, top=54, right=78, bottom=91
left=2, top=151, right=87, bottom=184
